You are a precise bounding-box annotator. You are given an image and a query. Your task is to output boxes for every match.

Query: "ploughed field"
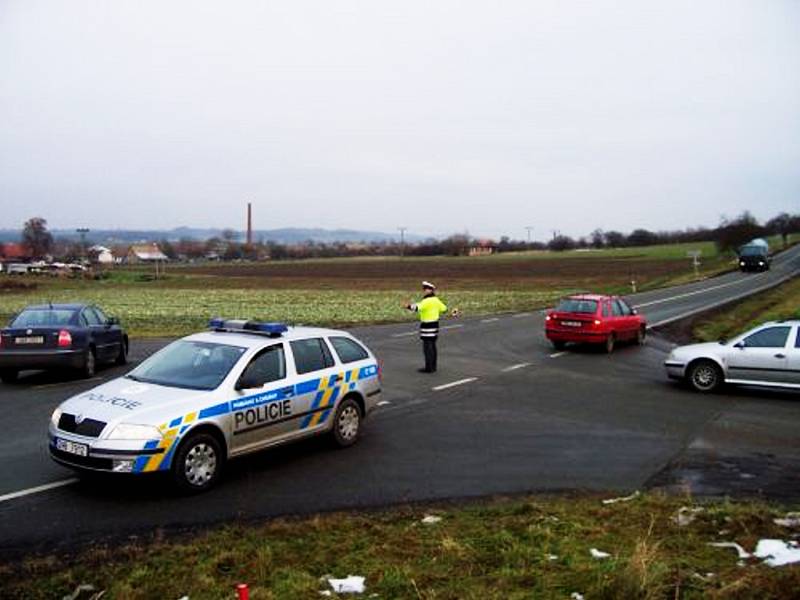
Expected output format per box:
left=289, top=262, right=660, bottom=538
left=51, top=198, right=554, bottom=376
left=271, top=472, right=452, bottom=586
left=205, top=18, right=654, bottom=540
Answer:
left=0, top=250, right=730, bottom=337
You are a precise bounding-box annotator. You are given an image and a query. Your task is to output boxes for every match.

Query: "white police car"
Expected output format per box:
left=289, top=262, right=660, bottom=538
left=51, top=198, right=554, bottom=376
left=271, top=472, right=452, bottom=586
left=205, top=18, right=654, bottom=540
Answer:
left=49, top=319, right=382, bottom=492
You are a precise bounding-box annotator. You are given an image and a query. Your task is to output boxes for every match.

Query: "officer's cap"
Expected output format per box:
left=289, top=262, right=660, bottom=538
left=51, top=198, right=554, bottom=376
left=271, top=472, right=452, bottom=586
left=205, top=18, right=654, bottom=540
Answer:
left=422, top=281, right=436, bottom=290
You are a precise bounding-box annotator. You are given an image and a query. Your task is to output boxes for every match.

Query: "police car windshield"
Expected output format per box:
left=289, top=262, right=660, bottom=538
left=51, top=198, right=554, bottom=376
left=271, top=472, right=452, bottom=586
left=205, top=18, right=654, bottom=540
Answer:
left=126, top=340, right=246, bottom=391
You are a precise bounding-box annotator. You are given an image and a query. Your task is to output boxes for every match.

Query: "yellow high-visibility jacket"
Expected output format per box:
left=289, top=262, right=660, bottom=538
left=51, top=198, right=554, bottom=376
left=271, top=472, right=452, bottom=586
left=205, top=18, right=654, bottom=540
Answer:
left=413, top=296, right=448, bottom=322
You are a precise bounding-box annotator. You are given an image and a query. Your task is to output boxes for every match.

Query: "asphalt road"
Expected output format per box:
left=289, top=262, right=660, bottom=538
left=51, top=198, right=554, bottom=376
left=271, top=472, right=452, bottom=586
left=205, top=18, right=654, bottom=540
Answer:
left=1, top=244, right=798, bottom=558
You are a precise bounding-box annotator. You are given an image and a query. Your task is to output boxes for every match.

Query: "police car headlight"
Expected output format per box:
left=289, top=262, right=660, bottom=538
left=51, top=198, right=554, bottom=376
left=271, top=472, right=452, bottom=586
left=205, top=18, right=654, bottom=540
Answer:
left=50, top=407, right=62, bottom=428
left=739, top=261, right=745, bottom=266
left=107, top=424, right=163, bottom=441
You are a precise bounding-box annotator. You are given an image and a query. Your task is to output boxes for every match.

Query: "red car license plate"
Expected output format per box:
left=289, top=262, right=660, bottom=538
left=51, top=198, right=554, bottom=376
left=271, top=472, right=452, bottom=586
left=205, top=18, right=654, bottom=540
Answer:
left=561, top=321, right=582, bottom=327
left=56, top=438, right=88, bottom=457
left=16, top=336, right=44, bottom=345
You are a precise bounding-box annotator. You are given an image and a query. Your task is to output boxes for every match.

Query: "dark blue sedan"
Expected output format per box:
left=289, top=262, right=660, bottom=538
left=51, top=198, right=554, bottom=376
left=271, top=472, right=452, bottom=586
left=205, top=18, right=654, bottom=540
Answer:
left=0, top=303, right=128, bottom=383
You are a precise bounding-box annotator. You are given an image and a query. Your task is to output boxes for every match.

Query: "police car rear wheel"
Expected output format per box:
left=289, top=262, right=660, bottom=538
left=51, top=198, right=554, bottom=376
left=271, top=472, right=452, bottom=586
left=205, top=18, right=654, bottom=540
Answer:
left=331, top=398, right=361, bottom=448
left=173, top=433, right=222, bottom=492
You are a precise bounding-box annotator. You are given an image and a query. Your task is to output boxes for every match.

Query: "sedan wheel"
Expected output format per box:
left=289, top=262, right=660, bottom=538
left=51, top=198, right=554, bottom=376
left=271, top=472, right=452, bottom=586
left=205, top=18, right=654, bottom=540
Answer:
left=81, top=350, right=96, bottom=378
left=331, top=398, right=362, bottom=448
left=688, top=360, right=722, bottom=393
left=172, top=433, right=223, bottom=493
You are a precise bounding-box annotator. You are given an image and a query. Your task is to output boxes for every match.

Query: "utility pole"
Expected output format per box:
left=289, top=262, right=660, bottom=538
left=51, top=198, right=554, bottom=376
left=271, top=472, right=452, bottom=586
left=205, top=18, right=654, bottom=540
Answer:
left=551, top=229, right=559, bottom=240
left=525, top=226, right=534, bottom=243
left=398, top=227, right=407, bottom=257
left=76, top=228, right=90, bottom=259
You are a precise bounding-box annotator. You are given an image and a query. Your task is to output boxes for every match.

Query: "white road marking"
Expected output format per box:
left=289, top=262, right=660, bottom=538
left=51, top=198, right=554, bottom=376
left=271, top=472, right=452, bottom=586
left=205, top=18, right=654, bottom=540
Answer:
left=481, top=317, right=500, bottom=323
left=440, top=324, right=464, bottom=331
left=32, top=377, right=102, bottom=390
left=502, top=363, right=532, bottom=372
left=432, top=377, right=478, bottom=391
left=634, top=275, right=765, bottom=309
left=549, top=351, right=567, bottom=358
left=391, top=331, right=418, bottom=338
left=377, top=400, right=391, bottom=406
left=647, top=272, right=795, bottom=329
left=0, top=478, right=79, bottom=504
left=512, top=312, right=532, bottom=318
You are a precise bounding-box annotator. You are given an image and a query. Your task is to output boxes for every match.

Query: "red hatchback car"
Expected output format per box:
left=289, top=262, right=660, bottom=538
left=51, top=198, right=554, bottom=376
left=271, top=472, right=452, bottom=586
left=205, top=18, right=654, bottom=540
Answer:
left=545, top=294, right=646, bottom=353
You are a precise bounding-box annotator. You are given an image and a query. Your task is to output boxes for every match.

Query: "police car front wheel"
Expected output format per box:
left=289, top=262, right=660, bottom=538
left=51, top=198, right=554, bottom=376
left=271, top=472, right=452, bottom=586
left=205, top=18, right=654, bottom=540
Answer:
left=172, top=432, right=224, bottom=493
left=331, top=398, right=362, bottom=448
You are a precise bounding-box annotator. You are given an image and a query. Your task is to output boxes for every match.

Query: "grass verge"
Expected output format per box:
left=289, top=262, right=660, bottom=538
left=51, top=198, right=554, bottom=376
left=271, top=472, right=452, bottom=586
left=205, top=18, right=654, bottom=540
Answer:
left=692, top=276, right=800, bottom=342
left=2, top=493, right=798, bottom=599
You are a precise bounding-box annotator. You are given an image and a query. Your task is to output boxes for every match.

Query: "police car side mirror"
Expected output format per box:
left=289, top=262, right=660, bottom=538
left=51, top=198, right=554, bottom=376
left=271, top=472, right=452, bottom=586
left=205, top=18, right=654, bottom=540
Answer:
left=734, top=341, right=745, bottom=349
left=235, top=374, right=261, bottom=391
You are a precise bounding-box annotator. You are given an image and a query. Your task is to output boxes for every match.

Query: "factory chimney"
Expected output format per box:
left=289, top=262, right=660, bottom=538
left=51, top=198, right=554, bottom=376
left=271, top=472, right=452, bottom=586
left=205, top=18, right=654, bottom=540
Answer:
left=246, top=202, right=253, bottom=246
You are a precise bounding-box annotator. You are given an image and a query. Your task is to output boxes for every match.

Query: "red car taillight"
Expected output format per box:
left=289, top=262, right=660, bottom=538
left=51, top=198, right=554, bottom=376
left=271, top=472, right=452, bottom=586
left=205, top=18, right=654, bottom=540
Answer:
left=57, top=330, right=72, bottom=348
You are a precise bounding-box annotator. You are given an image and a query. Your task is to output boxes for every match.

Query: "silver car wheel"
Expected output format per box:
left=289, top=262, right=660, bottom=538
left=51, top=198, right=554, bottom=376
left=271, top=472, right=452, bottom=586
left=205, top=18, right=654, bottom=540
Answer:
left=337, top=405, right=360, bottom=441
left=691, top=363, right=718, bottom=391
left=184, top=443, right=217, bottom=486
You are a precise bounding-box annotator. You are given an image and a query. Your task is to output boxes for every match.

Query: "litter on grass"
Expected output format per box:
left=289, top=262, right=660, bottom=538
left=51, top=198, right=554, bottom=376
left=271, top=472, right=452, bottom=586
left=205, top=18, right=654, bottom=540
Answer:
left=328, top=576, right=366, bottom=594
left=571, top=593, right=585, bottom=600
left=774, top=513, right=800, bottom=528
left=590, top=548, right=611, bottom=559
left=708, top=542, right=751, bottom=559
left=754, top=539, right=800, bottom=567
left=601, top=491, right=639, bottom=505
left=547, top=554, right=559, bottom=561
left=62, top=584, right=96, bottom=600
left=674, top=506, right=704, bottom=527
left=421, top=515, right=442, bottom=524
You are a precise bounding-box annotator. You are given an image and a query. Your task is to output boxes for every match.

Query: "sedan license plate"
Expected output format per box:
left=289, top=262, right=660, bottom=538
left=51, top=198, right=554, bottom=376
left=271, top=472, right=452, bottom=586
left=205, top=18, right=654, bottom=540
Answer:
left=561, top=321, right=582, bottom=327
left=56, top=438, right=88, bottom=457
left=16, top=336, right=44, bottom=345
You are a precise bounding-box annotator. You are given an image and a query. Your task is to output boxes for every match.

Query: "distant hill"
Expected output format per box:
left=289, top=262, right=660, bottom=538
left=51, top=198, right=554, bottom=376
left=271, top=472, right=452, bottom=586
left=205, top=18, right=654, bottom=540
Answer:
left=0, top=227, right=429, bottom=244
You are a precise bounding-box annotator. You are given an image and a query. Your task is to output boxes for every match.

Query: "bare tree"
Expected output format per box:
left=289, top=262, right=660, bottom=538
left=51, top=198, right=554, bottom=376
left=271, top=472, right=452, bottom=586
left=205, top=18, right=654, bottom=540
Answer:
left=22, top=217, right=54, bottom=258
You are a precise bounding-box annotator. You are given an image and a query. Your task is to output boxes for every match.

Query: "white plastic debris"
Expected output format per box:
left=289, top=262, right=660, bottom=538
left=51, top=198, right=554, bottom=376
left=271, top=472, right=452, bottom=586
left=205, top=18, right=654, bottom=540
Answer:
left=571, top=593, right=585, bottom=600
left=319, top=592, right=332, bottom=597
left=708, top=542, right=751, bottom=559
left=601, top=491, right=639, bottom=505
left=754, top=539, right=800, bottom=567
left=421, top=515, right=442, bottom=524
left=674, top=506, right=704, bottom=527
left=547, top=554, right=559, bottom=561
left=63, top=585, right=96, bottom=600
left=328, top=576, right=366, bottom=594
left=774, top=513, right=800, bottom=528
left=590, top=548, right=611, bottom=559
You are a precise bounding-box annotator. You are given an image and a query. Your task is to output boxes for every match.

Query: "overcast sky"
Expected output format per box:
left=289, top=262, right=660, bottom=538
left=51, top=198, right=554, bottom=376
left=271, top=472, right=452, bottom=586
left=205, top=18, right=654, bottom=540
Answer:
left=1, top=1, right=798, bottom=240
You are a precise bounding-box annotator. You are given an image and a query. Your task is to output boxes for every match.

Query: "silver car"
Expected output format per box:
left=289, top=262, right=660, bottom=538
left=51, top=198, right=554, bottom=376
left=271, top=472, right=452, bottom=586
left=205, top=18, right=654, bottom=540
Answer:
left=665, top=319, right=800, bottom=392
left=49, top=320, right=382, bottom=492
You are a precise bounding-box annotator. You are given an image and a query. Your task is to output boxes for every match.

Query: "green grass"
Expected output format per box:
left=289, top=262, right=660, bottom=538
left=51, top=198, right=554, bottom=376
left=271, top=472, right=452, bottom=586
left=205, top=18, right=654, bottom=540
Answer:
left=693, top=276, right=800, bottom=342
left=3, top=493, right=798, bottom=599
left=0, top=286, right=570, bottom=337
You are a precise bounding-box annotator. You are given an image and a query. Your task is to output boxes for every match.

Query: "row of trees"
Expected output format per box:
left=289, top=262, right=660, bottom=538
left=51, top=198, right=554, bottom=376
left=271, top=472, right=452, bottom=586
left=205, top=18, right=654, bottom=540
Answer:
left=3, top=211, right=799, bottom=262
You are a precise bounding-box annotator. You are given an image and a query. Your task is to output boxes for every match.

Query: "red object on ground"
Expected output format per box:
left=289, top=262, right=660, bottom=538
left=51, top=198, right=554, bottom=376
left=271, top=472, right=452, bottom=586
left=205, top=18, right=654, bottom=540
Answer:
left=544, top=293, right=646, bottom=352
left=236, top=583, right=249, bottom=600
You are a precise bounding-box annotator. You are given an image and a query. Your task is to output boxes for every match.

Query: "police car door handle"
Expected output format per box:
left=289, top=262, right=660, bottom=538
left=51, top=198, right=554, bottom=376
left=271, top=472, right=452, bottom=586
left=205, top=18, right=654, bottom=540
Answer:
left=331, top=375, right=340, bottom=382
left=775, top=353, right=786, bottom=359
left=281, top=386, right=294, bottom=396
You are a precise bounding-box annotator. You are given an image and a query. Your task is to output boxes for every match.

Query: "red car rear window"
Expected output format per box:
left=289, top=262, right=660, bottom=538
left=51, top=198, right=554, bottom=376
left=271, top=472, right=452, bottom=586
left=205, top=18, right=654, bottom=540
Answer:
left=555, top=299, right=598, bottom=314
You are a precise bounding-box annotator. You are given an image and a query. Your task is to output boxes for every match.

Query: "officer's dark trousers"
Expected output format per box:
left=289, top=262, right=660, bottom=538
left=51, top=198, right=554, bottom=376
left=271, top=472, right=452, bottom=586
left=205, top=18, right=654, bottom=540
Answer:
left=422, top=337, right=437, bottom=372
left=420, top=320, right=440, bottom=372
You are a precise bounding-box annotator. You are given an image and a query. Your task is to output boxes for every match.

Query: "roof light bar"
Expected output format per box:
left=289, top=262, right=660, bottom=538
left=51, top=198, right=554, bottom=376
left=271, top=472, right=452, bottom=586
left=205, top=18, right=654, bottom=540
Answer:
left=208, top=318, right=288, bottom=337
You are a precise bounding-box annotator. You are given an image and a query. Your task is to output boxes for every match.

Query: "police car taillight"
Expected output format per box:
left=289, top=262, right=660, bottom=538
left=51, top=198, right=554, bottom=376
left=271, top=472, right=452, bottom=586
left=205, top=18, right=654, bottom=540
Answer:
left=57, top=330, right=72, bottom=347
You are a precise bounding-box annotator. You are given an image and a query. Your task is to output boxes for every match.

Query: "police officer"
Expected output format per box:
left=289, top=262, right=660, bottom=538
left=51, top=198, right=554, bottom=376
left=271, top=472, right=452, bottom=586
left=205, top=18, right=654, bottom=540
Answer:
left=404, top=281, right=456, bottom=373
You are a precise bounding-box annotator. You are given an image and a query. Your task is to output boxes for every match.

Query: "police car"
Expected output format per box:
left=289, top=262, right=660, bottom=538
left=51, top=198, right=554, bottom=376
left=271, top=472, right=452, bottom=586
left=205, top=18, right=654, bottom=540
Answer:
left=49, top=319, right=382, bottom=492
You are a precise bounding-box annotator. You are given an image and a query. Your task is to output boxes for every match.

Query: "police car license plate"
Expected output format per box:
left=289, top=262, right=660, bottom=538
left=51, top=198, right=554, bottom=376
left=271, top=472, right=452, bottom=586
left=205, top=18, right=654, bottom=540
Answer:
left=562, top=321, right=582, bottom=327
left=16, top=336, right=44, bottom=345
left=56, top=438, right=88, bottom=457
